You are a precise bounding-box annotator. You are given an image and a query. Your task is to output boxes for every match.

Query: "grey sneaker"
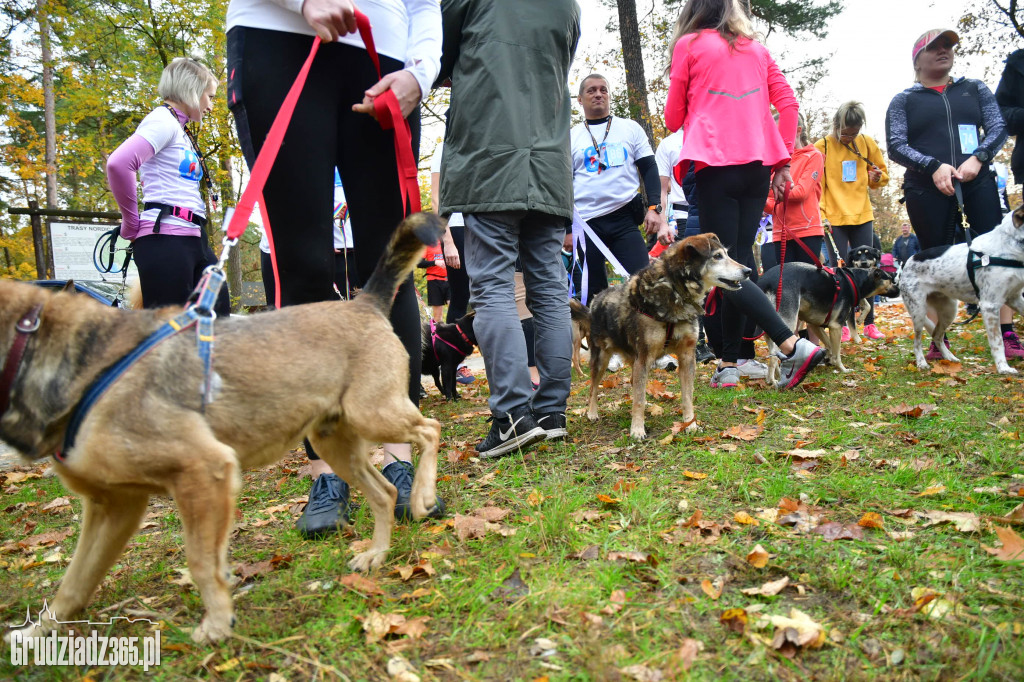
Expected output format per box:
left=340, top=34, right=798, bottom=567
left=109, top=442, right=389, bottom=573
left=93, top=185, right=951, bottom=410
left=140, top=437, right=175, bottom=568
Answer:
left=736, top=359, right=768, bottom=379
left=709, top=365, right=741, bottom=388
left=295, top=473, right=350, bottom=538
left=775, top=338, right=826, bottom=390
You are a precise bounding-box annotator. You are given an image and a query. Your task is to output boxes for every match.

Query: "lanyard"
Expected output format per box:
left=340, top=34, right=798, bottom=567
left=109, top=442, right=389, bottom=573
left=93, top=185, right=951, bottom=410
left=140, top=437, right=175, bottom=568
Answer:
left=840, top=136, right=875, bottom=170
left=162, top=104, right=219, bottom=210
left=585, top=116, right=612, bottom=174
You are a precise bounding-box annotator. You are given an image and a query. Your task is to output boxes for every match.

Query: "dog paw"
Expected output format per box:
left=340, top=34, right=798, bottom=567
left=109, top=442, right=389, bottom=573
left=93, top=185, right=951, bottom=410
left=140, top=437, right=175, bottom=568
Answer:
left=684, top=420, right=700, bottom=433
left=629, top=428, right=648, bottom=440
left=5, top=623, right=50, bottom=644
left=191, top=615, right=234, bottom=644
left=998, top=365, right=1019, bottom=375
left=349, top=549, right=387, bottom=573
left=586, top=410, right=599, bottom=422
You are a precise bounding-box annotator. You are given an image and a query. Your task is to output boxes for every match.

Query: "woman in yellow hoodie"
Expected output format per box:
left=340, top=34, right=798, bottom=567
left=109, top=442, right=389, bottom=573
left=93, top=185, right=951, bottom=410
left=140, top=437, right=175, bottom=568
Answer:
left=815, top=100, right=889, bottom=340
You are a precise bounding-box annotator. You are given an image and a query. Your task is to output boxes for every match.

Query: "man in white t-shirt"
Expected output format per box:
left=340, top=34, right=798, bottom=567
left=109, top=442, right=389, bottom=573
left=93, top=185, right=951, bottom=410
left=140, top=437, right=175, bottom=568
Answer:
left=571, top=74, right=669, bottom=302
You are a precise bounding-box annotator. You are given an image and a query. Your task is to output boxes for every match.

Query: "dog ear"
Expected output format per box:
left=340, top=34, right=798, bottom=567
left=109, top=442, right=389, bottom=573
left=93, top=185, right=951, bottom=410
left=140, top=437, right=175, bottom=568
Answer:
left=683, top=234, right=715, bottom=261
left=1014, top=204, right=1024, bottom=229
left=61, top=280, right=76, bottom=293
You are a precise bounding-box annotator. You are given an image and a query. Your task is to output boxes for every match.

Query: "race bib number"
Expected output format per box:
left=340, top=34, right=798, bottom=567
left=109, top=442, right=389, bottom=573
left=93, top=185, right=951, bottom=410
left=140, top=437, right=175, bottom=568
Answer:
left=605, top=142, right=627, bottom=167
left=841, top=159, right=857, bottom=182
left=958, top=124, right=979, bottom=155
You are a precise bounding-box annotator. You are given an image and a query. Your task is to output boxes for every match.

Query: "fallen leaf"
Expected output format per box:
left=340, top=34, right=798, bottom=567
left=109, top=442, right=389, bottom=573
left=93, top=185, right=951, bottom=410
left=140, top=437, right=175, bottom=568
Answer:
left=930, top=361, right=963, bottom=375
left=810, top=522, right=864, bottom=542
left=983, top=526, right=1024, bottom=561
left=989, top=503, right=1024, bottom=524
left=339, top=573, right=384, bottom=596
left=526, top=490, right=546, bottom=507
left=393, top=560, right=436, bottom=582
left=741, top=576, right=790, bottom=596
left=701, top=579, right=722, bottom=600
left=890, top=403, right=937, bottom=418
left=858, top=512, right=885, bottom=529
left=734, top=511, right=759, bottom=526
left=722, top=424, right=763, bottom=441
left=918, top=484, right=947, bottom=497
left=596, top=494, right=621, bottom=505
left=18, top=528, right=74, bottom=549
left=214, top=657, right=241, bottom=672
left=608, top=551, right=658, bottom=567
left=574, top=545, right=601, bottom=561
left=613, top=479, right=637, bottom=494
left=674, top=638, right=703, bottom=672
left=3, top=471, right=42, bottom=484
left=601, top=589, right=627, bottom=615
left=473, top=506, right=512, bottom=522
left=492, top=567, right=530, bottom=602
left=917, top=510, right=981, bottom=533
left=682, top=470, right=708, bottom=480
left=747, top=544, right=770, bottom=568
left=620, top=664, right=664, bottom=682
left=782, top=449, right=827, bottom=459
left=765, top=608, right=826, bottom=650
left=452, top=514, right=488, bottom=541
left=719, top=608, right=748, bottom=633
left=41, top=497, right=71, bottom=512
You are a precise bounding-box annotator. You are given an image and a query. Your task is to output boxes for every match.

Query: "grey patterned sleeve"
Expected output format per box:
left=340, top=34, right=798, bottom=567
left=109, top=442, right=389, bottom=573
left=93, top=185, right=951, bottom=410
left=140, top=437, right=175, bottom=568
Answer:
left=885, top=90, right=940, bottom=176
left=976, top=80, right=1009, bottom=157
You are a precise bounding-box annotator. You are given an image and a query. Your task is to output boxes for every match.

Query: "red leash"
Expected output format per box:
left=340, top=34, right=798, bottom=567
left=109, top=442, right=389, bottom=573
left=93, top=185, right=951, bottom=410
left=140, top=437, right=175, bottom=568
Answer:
left=226, top=12, right=421, bottom=309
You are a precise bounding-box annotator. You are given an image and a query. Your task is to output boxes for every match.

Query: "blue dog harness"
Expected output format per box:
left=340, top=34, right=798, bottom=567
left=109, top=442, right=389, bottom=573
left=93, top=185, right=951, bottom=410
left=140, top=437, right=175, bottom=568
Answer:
left=56, top=268, right=226, bottom=462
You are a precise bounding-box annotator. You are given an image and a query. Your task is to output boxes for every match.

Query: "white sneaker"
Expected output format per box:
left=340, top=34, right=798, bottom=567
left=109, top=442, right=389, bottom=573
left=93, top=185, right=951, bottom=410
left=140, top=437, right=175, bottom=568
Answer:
left=606, top=354, right=625, bottom=373
left=654, top=354, right=677, bottom=371
left=736, top=359, right=768, bottom=379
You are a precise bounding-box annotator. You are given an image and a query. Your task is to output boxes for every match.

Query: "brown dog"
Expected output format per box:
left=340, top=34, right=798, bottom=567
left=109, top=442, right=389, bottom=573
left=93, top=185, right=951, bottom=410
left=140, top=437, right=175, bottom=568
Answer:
left=0, top=214, right=444, bottom=644
left=586, top=234, right=749, bottom=439
left=569, top=297, right=591, bottom=375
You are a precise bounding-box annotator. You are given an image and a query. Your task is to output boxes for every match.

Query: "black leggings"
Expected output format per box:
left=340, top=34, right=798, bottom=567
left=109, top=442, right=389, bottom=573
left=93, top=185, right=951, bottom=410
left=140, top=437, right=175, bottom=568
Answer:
left=905, top=171, right=1003, bottom=250
left=696, top=163, right=793, bottom=362
left=445, top=224, right=470, bottom=322
left=132, top=231, right=230, bottom=316
left=261, top=249, right=360, bottom=307
left=227, top=27, right=421, bottom=407
left=773, top=236, right=823, bottom=266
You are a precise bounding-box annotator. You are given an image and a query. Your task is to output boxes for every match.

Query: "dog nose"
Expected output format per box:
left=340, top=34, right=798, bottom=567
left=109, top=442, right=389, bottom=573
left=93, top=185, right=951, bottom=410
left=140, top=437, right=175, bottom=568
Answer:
left=741, top=266, right=752, bottom=279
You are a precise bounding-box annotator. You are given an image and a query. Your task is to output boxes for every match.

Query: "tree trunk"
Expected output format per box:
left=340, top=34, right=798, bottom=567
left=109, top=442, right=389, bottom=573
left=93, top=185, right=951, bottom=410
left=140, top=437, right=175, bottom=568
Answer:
left=616, top=0, right=654, bottom=146
left=38, top=0, right=57, bottom=276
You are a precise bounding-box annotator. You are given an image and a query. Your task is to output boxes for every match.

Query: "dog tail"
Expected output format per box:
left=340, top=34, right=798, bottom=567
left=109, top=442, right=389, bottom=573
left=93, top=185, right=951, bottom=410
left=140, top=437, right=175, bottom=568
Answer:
left=360, top=212, right=445, bottom=314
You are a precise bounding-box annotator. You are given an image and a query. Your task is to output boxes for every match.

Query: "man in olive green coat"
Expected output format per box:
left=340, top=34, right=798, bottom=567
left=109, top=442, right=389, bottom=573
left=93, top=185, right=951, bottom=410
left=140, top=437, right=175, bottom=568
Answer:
left=435, top=0, right=580, bottom=458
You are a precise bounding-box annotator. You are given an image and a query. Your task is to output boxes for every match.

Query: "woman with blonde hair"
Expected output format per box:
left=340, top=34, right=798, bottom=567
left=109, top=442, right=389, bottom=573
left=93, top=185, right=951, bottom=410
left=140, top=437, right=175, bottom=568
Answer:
left=664, top=0, right=825, bottom=390
left=814, top=100, right=889, bottom=339
left=105, top=57, right=229, bottom=315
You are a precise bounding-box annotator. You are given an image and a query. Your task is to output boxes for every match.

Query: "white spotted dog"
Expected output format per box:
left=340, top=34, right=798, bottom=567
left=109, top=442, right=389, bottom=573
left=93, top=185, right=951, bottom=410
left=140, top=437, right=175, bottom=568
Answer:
left=900, top=204, right=1024, bottom=374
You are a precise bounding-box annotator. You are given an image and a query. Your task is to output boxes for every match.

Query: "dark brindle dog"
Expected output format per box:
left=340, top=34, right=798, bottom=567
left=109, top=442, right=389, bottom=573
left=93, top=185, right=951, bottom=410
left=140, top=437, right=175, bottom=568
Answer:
left=586, top=234, right=749, bottom=439
left=421, top=312, right=476, bottom=401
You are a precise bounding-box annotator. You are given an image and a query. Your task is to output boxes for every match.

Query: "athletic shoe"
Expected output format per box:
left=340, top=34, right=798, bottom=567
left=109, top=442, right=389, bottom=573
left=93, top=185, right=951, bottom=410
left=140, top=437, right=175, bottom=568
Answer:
left=840, top=326, right=851, bottom=342
left=1004, top=332, right=1024, bottom=358
left=775, top=338, right=826, bottom=390
left=695, top=339, right=716, bottom=365
left=965, top=303, right=980, bottom=319
left=382, top=460, right=446, bottom=522
left=475, top=405, right=547, bottom=459
left=709, top=365, right=741, bottom=388
left=925, top=337, right=951, bottom=361
left=654, top=354, right=678, bottom=371
left=295, top=473, right=350, bottom=538
left=606, top=354, right=625, bottom=373
left=456, top=366, right=475, bottom=384
left=736, top=359, right=768, bottom=380
left=534, top=411, right=568, bottom=441
left=863, top=324, right=885, bottom=340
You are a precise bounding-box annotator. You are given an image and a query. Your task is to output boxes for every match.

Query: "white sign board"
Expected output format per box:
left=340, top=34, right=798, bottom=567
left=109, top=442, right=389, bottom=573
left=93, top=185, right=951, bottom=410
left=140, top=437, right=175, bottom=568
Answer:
left=49, top=222, right=138, bottom=283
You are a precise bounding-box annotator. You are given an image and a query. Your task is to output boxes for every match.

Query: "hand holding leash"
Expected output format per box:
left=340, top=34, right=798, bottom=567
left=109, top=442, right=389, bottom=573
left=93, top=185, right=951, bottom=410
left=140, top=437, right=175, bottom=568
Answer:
left=353, top=70, right=421, bottom=120
left=957, top=156, right=982, bottom=183
left=771, top=164, right=792, bottom=202
left=932, top=163, right=962, bottom=196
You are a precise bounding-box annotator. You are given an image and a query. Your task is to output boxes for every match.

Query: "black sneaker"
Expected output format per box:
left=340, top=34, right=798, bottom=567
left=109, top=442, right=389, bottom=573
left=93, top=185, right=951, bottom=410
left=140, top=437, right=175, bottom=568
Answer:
left=381, top=460, right=446, bottom=522
left=534, top=411, right=567, bottom=441
left=295, top=473, right=350, bottom=538
left=695, top=339, right=716, bottom=365
left=476, top=405, right=546, bottom=459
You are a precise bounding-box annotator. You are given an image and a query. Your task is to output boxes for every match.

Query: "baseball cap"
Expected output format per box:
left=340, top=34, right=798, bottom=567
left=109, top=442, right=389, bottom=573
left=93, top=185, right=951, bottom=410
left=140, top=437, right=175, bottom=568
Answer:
left=912, top=29, right=959, bottom=64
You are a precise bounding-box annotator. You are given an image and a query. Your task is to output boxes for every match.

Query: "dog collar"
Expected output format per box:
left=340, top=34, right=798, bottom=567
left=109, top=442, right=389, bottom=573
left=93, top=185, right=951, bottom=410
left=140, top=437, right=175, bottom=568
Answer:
left=429, top=319, right=474, bottom=361
left=0, top=304, right=43, bottom=421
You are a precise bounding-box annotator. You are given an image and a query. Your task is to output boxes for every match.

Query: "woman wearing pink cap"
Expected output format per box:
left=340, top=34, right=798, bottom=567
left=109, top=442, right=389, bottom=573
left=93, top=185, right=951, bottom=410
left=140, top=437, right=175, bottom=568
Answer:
left=886, top=28, right=1016, bottom=357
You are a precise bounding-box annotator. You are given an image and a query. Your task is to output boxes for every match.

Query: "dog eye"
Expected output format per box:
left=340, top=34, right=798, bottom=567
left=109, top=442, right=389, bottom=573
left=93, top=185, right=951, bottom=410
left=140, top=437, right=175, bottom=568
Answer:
left=714, top=253, right=723, bottom=259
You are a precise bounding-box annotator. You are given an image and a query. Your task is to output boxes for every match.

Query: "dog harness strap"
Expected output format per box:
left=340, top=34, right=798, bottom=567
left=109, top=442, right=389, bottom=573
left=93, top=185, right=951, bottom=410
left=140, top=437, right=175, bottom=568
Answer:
left=57, top=309, right=201, bottom=461
left=967, top=250, right=1024, bottom=297
left=455, top=324, right=473, bottom=349
left=633, top=307, right=676, bottom=347
left=430, top=319, right=473, bottom=360
left=143, top=202, right=208, bottom=231
left=0, top=304, right=43, bottom=420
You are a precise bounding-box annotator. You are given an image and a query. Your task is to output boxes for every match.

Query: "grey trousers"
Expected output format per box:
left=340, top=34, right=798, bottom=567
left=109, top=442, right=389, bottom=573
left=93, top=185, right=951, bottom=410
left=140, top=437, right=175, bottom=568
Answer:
left=464, top=211, right=571, bottom=418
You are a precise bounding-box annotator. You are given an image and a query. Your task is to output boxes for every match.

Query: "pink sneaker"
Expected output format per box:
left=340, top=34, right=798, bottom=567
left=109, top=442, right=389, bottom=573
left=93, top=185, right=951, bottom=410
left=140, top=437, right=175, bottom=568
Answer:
left=1004, top=332, right=1024, bottom=358
left=925, top=338, right=951, bottom=361
left=841, top=326, right=851, bottom=342
left=863, top=324, right=884, bottom=340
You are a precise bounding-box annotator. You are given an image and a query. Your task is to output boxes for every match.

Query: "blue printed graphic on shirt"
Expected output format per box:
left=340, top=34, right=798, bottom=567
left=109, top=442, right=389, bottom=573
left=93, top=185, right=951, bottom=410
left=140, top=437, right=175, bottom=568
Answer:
left=178, top=148, right=203, bottom=182
left=583, top=143, right=607, bottom=172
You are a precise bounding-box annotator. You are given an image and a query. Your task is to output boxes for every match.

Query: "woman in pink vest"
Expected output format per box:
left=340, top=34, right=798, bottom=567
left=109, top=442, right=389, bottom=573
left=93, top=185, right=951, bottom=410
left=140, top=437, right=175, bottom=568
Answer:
left=664, top=0, right=825, bottom=390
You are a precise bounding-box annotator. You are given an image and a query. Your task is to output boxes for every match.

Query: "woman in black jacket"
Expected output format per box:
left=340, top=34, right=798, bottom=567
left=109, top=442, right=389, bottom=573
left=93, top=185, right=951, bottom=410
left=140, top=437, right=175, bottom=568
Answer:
left=886, top=28, right=1017, bottom=358
left=997, top=49, right=1024, bottom=186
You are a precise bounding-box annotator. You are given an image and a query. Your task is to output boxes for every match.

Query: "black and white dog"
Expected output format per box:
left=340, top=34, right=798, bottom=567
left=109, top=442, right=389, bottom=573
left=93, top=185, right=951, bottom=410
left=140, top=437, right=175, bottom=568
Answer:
left=760, top=263, right=898, bottom=380
left=900, top=204, right=1024, bottom=374
left=421, top=312, right=477, bottom=400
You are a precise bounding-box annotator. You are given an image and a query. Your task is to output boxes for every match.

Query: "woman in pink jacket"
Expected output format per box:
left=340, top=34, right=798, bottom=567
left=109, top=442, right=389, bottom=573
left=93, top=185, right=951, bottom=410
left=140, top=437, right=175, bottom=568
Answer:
left=664, top=0, right=825, bottom=390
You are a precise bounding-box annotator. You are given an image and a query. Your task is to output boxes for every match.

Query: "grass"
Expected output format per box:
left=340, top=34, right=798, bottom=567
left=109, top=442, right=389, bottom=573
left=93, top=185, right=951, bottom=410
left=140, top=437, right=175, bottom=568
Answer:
left=1, top=302, right=1023, bottom=681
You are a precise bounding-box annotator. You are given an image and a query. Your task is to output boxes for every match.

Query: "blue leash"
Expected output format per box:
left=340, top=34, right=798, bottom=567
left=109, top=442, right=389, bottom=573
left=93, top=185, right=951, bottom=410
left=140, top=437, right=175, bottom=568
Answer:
left=56, top=266, right=226, bottom=461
